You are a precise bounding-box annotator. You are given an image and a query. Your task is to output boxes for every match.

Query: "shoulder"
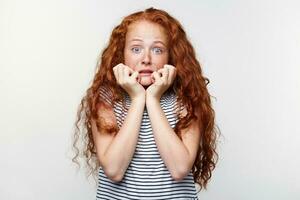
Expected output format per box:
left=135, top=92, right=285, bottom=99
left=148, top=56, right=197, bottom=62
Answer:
left=165, top=90, right=187, bottom=118
left=96, top=86, right=116, bottom=121
left=98, top=86, right=114, bottom=107
left=94, top=89, right=118, bottom=134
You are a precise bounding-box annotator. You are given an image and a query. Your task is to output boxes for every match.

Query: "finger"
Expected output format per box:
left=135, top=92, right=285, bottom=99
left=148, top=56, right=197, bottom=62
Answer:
left=158, top=68, right=169, bottom=82
left=125, top=65, right=136, bottom=82
left=164, top=64, right=175, bottom=70
left=113, top=67, right=118, bottom=82
left=168, top=68, right=176, bottom=84
left=164, top=65, right=176, bottom=84
left=123, top=67, right=130, bottom=78
left=126, top=65, right=135, bottom=76
left=150, top=73, right=155, bottom=83
left=113, top=64, right=121, bottom=82
left=119, top=65, right=124, bottom=84
left=130, top=71, right=139, bottom=82
left=152, top=71, right=161, bottom=83
left=157, top=68, right=164, bottom=77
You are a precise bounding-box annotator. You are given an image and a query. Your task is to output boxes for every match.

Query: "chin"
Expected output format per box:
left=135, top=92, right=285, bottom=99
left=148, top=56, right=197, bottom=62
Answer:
left=139, top=77, right=152, bottom=87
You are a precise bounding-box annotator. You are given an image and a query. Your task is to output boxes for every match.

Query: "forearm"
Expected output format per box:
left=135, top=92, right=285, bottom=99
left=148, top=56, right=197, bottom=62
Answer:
left=146, top=96, right=191, bottom=180
left=103, top=96, right=145, bottom=180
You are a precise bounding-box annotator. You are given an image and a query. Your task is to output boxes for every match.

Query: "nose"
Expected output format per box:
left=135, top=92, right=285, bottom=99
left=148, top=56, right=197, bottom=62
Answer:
left=141, top=49, right=151, bottom=65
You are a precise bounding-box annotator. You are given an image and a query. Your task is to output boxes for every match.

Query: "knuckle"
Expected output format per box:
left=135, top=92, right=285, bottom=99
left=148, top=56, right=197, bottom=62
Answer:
left=115, top=63, right=122, bottom=68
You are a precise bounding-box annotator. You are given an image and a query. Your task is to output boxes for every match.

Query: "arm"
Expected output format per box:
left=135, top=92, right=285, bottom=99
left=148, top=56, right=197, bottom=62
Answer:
left=91, top=63, right=146, bottom=182
left=146, top=64, right=201, bottom=181
left=146, top=97, right=201, bottom=181
left=91, top=96, right=145, bottom=182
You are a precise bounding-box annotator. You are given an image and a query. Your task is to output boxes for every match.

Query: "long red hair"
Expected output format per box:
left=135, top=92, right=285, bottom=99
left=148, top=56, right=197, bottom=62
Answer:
left=72, top=7, right=219, bottom=191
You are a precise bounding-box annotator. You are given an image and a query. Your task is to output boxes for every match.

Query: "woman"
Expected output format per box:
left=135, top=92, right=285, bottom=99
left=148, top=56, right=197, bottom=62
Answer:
left=72, top=7, right=219, bottom=199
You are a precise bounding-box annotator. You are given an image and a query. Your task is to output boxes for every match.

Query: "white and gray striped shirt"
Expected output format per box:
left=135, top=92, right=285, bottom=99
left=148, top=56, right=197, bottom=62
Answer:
left=96, top=88, right=198, bottom=200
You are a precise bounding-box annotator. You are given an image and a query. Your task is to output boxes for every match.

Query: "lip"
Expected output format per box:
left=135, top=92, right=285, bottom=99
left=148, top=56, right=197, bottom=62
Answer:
left=139, top=69, right=153, bottom=76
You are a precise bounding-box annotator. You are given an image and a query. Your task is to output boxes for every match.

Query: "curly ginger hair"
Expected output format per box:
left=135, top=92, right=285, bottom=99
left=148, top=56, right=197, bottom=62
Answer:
left=72, top=7, right=219, bottom=191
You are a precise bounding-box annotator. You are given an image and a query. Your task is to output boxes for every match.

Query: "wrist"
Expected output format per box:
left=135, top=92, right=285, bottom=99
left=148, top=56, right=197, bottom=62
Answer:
left=131, top=94, right=146, bottom=104
left=146, top=94, right=160, bottom=105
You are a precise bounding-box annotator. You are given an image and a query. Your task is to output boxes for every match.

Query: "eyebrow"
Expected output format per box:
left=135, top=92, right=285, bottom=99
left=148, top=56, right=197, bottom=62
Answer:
left=129, top=38, right=167, bottom=47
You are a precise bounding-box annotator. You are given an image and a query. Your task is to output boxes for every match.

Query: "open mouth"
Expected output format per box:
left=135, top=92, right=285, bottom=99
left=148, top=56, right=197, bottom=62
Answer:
left=139, top=69, right=153, bottom=76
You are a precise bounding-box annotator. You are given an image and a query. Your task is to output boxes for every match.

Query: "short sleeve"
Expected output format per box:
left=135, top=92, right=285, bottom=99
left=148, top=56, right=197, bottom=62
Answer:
left=175, top=98, right=187, bottom=119
left=98, top=86, right=113, bottom=107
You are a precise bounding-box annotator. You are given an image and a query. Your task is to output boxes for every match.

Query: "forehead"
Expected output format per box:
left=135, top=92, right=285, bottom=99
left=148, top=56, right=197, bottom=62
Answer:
left=126, top=20, right=168, bottom=43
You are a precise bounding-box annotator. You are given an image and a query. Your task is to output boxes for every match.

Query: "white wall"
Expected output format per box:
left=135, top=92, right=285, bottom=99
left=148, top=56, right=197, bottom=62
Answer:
left=1, top=0, right=299, bottom=199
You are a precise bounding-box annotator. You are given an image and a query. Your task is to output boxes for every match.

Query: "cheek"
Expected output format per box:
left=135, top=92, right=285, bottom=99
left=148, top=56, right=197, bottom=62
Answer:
left=154, top=55, right=169, bottom=69
left=124, top=52, right=141, bottom=68
left=124, top=54, right=137, bottom=69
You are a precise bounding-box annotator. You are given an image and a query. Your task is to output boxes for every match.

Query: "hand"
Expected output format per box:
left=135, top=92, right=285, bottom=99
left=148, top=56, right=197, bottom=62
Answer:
left=146, top=64, right=176, bottom=100
left=113, top=63, right=145, bottom=100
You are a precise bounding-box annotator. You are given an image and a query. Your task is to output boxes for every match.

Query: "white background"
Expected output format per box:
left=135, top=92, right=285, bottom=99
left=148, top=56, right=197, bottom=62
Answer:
left=1, top=0, right=299, bottom=199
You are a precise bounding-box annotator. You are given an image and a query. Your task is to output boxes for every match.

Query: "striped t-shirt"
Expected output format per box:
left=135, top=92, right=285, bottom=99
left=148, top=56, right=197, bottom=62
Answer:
left=96, top=88, right=198, bottom=200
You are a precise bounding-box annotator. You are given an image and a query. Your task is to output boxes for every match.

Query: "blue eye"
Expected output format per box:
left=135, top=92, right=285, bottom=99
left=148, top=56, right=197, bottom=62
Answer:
left=152, top=47, right=163, bottom=54
left=131, top=47, right=141, bottom=54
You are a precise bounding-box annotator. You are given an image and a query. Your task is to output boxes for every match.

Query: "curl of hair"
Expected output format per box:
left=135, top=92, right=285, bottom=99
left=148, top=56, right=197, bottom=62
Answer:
left=72, top=7, right=220, bottom=190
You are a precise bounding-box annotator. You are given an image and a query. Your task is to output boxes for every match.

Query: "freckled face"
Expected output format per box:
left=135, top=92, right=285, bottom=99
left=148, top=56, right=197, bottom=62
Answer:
left=124, top=20, right=169, bottom=87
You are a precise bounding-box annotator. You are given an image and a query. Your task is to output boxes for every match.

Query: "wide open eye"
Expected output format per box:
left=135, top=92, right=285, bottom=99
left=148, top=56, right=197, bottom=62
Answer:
left=131, top=46, right=142, bottom=54
left=152, top=47, right=163, bottom=54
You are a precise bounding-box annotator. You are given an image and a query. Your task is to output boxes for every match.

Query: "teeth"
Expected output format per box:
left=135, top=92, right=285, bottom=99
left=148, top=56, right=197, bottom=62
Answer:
left=140, top=71, right=152, bottom=73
